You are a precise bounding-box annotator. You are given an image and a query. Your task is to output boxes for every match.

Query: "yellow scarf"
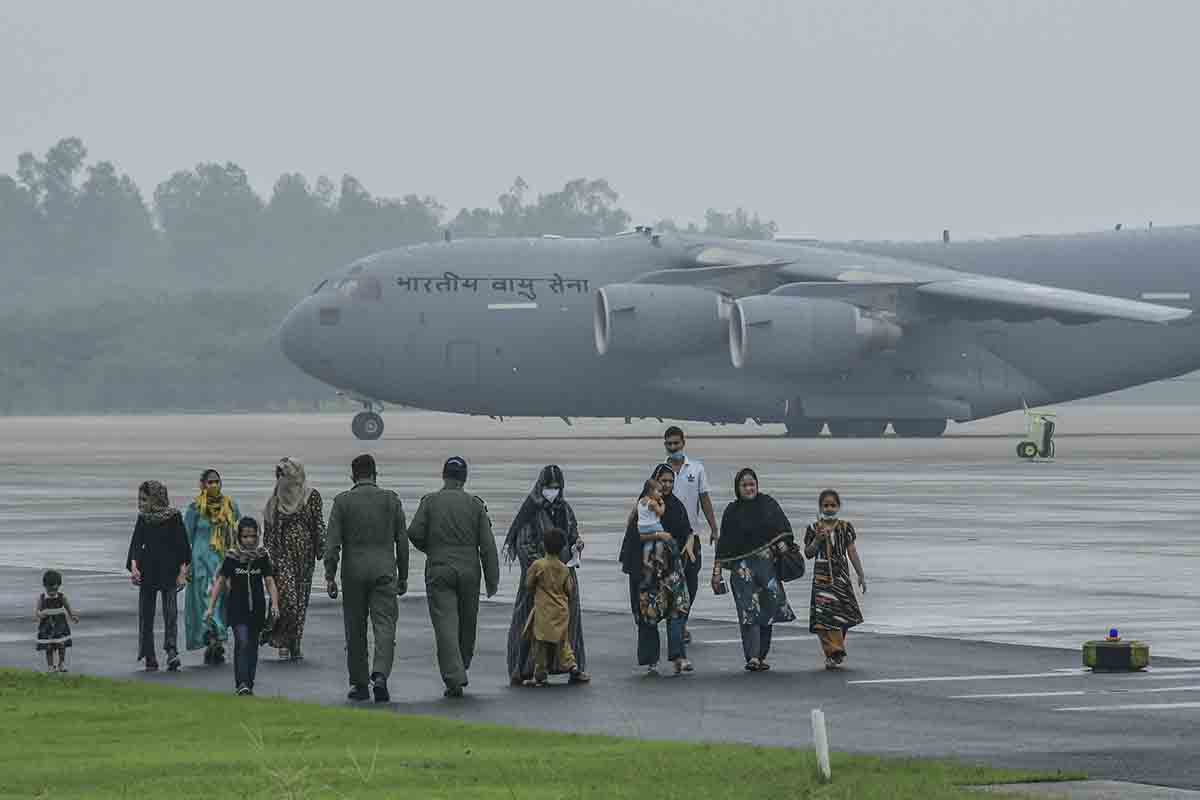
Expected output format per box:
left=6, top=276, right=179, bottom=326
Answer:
left=195, top=493, right=237, bottom=557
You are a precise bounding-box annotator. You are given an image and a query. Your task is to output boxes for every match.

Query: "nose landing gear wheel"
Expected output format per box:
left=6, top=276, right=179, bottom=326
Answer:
left=1017, top=441, right=1038, bottom=459
left=352, top=411, right=384, bottom=440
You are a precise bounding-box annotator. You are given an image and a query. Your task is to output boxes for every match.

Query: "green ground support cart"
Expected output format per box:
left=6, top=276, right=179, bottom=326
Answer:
left=1082, top=639, right=1149, bottom=671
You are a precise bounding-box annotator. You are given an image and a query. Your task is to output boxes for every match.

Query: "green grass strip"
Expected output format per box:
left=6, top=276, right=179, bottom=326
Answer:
left=0, top=669, right=1079, bottom=799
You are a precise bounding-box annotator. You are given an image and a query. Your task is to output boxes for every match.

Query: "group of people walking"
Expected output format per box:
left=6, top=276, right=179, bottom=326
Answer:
left=122, top=461, right=325, bottom=694
left=50, top=425, right=867, bottom=699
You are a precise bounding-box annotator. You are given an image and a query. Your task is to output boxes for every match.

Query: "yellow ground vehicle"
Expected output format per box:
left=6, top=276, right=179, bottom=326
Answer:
left=1017, top=408, right=1056, bottom=459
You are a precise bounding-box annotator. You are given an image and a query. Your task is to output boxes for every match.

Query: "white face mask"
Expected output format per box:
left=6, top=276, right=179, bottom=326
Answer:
left=542, top=488, right=560, bottom=503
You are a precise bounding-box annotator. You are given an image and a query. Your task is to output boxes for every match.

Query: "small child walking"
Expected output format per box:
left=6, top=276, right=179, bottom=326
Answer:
left=637, top=479, right=667, bottom=571
left=524, top=527, right=588, bottom=686
left=205, top=517, right=279, bottom=696
left=35, top=570, right=79, bottom=673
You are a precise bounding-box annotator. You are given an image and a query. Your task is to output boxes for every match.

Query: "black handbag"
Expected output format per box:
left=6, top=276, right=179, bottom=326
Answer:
left=774, top=540, right=807, bottom=582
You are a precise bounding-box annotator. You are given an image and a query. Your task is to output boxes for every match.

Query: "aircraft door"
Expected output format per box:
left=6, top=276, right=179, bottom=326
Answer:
left=445, top=339, right=481, bottom=392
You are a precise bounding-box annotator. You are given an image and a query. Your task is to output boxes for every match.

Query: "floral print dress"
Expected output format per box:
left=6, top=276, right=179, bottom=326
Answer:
left=263, top=490, right=325, bottom=651
left=728, top=546, right=796, bottom=627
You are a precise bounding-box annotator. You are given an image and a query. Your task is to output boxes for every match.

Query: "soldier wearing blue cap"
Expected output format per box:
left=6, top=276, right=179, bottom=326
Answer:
left=408, top=456, right=499, bottom=697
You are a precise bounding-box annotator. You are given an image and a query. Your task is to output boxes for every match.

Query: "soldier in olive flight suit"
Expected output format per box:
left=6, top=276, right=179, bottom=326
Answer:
left=324, top=454, right=408, bottom=703
left=408, top=456, right=499, bottom=698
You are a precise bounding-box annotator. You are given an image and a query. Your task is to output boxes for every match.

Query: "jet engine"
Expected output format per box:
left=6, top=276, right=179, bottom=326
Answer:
left=730, top=296, right=901, bottom=372
left=594, top=283, right=728, bottom=357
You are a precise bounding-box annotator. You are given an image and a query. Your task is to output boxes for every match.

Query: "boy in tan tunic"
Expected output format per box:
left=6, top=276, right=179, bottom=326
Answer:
left=524, top=527, right=579, bottom=686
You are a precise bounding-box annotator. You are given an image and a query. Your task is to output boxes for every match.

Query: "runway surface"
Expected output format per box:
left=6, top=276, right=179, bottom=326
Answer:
left=1, top=407, right=1198, bottom=787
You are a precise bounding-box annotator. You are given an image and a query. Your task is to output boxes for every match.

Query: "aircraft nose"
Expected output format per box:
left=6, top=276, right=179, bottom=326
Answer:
left=279, top=298, right=315, bottom=371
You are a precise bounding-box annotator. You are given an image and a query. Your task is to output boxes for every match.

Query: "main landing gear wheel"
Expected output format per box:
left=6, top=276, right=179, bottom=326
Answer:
left=785, top=419, right=825, bottom=438
left=892, top=419, right=948, bottom=438
left=828, top=419, right=888, bottom=439
left=1017, top=441, right=1039, bottom=459
left=352, top=411, right=384, bottom=440
left=784, top=415, right=825, bottom=438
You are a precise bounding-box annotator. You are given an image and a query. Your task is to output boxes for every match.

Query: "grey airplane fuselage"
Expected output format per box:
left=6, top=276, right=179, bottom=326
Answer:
left=279, top=228, right=1200, bottom=424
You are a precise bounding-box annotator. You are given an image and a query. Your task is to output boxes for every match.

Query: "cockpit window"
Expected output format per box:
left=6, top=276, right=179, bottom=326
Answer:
left=337, top=275, right=382, bottom=302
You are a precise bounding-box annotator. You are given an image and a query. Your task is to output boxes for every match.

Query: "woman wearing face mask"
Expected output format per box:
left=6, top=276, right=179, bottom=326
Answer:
left=503, top=465, right=589, bottom=686
left=184, top=468, right=240, bottom=665
left=804, top=489, right=866, bottom=669
left=712, top=468, right=796, bottom=672
left=263, top=458, right=325, bottom=662
left=619, top=463, right=693, bottom=675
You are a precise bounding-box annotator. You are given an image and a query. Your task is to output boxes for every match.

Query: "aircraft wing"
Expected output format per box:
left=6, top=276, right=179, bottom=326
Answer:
left=634, top=243, right=1191, bottom=326
left=912, top=276, right=1191, bottom=325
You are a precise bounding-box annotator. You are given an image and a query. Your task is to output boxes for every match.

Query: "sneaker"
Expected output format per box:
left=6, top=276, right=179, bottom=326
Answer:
left=236, top=685, right=251, bottom=696
left=347, top=685, right=370, bottom=701
left=370, top=673, right=390, bottom=703
left=644, top=663, right=659, bottom=676
left=443, top=686, right=464, bottom=698
left=145, top=660, right=160, bottom=672
left=166, top=655, right=181, bottom=672
left=568, top=669, right=591, bottom=684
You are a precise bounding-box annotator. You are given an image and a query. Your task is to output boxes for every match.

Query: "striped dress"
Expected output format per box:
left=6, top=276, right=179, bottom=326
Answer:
left=804, top=520, right=864, bottom=633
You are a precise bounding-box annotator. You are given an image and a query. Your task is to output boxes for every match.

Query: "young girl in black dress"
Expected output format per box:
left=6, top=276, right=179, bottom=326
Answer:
left=36, top=570, right=80, bottom=673
left=205, top=518, right=279, bottom=696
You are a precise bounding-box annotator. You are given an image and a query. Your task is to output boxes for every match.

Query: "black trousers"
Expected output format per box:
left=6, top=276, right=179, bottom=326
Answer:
left=137, top=585, right=179, bottom=663
left=232, top=622, right=262, bottom=689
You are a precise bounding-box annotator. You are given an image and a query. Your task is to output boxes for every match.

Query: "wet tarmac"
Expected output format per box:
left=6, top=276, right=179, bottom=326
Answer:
left=2, top=408, right=1199, bottom=788
left=2, top=407, right=1198, bottom=656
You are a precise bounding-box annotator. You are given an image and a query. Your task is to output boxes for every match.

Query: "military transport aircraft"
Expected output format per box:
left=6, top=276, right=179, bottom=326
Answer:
left=278, top=225, right=1198, bottom=439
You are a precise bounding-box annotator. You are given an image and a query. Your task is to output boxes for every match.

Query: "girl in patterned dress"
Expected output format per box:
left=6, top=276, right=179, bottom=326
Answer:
left=35, top=570, right=79, bottom=673
left=804, top=489, right=867, bottom=669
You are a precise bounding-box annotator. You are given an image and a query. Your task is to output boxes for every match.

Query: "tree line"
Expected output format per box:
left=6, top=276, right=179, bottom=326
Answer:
left=0, top=137, right=778, bottom=415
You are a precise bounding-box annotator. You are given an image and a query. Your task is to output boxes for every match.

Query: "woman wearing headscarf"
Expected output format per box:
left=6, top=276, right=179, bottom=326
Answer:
left=183, top=468, right=240, bottom=665
left=618, top=463, right=693, bottom=675
left=804, top=489, right=866, bottom=669
left=125, top=481, right=191, bottom=672
left=263, top=457, right=325, bottom=661
left=712, top=467, right=796, bottom=671
left=503, top=465, right=589, bottom=686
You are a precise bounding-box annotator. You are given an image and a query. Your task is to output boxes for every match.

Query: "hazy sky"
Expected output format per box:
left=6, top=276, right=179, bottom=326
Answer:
left=3, top=1, right=1198, bottom=240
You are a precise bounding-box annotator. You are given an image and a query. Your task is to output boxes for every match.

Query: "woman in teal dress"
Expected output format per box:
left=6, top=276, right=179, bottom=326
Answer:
left=184, top=468, right=240, bottom=664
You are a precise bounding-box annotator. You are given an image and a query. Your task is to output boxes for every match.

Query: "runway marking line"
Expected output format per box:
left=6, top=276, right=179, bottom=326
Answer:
left=1056, top=701, right=1200, bottom=712
left=952, top=686, right=1200, bottom=700
left=850, top=666, right=1200, bottom=685
left=698, top=636, right=809, bottom=645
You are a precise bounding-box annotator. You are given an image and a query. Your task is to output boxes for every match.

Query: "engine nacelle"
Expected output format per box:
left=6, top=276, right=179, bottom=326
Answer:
left=594, top=283, right=727, bottom=356
left=730, top=296, right=901, bottom=372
